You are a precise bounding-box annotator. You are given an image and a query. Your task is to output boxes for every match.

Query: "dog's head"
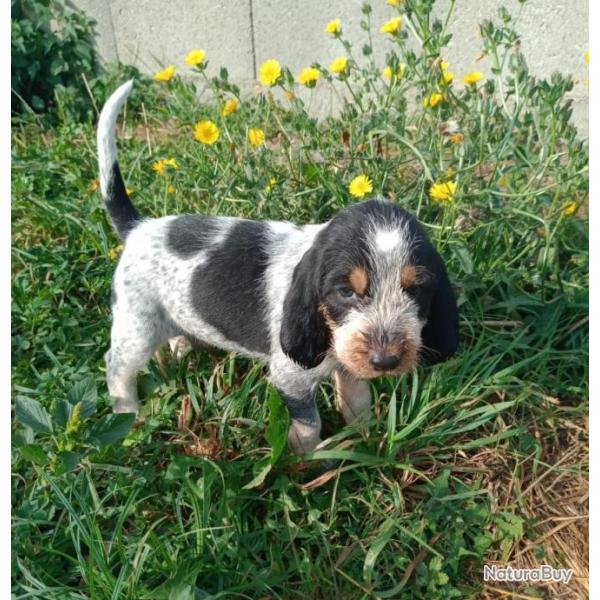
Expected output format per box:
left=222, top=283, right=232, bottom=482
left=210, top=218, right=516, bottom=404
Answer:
left=280, top=199, right=459, bottom=377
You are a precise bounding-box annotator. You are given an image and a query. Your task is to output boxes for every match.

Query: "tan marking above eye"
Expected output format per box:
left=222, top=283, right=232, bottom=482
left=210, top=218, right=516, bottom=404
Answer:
left=348, top=266, right=369, bottom=296
left=401, top=264, right=430, bottom=288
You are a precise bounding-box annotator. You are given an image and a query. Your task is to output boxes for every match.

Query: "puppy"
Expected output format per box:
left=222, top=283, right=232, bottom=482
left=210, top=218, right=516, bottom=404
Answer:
left=97, top=81, right=459, bottom=454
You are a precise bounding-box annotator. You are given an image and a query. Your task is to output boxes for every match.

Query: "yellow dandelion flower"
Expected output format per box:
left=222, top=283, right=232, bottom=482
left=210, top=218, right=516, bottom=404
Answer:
left=259, top=59, right=281, bottom=86
left=440, top=60, right=450, bottom=71
left=248, top=128, right=266, bottom=146
left=222, top=98, right=238, bottom=116
left=329, top=56, right=348, bottom=74
left=152, top=158, right=178, bottom=176
left=349, top=175, right=373, bottom=198
left=325, top=18, right=341, bottom=35
left=423, top=92, right=443, bottom=108
left=380, top=17, right=402, bottom=34
left=387, top=0, right=401, bottom=5
left=463, top=71, right=483, bottom=85
left=265, top=177, right=277, bottom=192
left=584, top=50, right=589, bottom=65
left=563, top=201, right=578, bottom=217
left=108, top=244, right=123, bottom=260
left=185, top=49, right=206, bottom=66
left=125, top=187, right=134, bottom=196
left=167, top=185, right=176, bottom=194
left=152, top=160, right=166, bottom=176
left=383, top=63, right=406, bottom=80
left=298, top=67, right=321, bottom=87
left=429, top=181, right=457, bottom=203
left=153, top=65, right=176, bottom=82
left=440, top=70, right=454, bottom=84
left=449, top=133, right=464, bottom=144
left=497, top=175, right=510, bottom=189
left=194, top=120, right=220, bottom=145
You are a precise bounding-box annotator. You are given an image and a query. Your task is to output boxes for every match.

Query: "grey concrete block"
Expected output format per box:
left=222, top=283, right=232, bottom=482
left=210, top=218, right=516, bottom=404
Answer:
left=108, top=0, right=256, bottom=87
left=251, top=0, right=588, bottom=133
left=252, top=0, right=393, bottom=76
left=435, top=0, right=588, bottom=85
left=75, top=0, right=588, bottom=134
left=250, top=0, right=406, bottom=119
left=437, top=0, right=588, bottom=134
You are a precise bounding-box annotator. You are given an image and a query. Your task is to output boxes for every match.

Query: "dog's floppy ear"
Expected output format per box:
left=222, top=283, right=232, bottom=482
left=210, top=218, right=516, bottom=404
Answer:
left=280, top=247, right=330, bottom=369
left=421, top=249, right=459, bottom=366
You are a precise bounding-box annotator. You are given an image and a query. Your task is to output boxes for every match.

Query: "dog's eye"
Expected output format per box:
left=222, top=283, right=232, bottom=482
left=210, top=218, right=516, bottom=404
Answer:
left=337, top=286, right=356, bottom=300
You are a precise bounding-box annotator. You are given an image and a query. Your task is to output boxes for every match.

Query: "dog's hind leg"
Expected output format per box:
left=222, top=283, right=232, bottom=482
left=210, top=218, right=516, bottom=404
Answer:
left=168, top=334, right=211, bottom=362
left=168, top=335, right=194, bottom=362
left=106, top=305, right=169, bottom=414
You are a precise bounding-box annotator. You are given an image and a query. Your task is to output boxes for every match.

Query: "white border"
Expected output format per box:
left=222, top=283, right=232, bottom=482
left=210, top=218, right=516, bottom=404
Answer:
left=588, top=0, right=596, bottom=596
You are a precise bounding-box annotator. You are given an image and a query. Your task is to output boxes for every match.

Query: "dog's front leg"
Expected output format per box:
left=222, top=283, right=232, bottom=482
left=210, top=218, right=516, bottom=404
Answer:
left=278, top=389, right=322, bottom=455
left=333, top=369, right=372, bottom=425
left=269, top=356, right=323, bottom=455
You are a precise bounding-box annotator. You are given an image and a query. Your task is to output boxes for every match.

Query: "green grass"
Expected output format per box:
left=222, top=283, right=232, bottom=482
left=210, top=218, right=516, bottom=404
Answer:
left=12, top=2, right=588, bottom=598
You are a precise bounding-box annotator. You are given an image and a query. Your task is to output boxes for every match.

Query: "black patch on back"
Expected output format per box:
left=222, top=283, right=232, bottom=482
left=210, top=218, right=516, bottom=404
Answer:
left=166, top=215, right=221, bottom=258
left=191, top=220, right=270, bottom=355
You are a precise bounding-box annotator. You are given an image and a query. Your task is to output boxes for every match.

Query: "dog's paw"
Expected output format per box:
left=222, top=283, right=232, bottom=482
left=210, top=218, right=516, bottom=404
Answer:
left=112, top=399, right=140, bottom=415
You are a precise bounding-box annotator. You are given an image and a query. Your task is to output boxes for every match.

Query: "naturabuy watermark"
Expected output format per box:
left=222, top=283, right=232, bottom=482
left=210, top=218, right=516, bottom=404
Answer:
left=484, top=565, right=573, bottom=584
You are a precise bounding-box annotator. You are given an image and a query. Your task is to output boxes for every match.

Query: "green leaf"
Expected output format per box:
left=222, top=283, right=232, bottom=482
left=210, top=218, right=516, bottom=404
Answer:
left=364, top=519, right=396, bottom=583
left=67, top=377, right=97, bottom=417
left=304, top=449, right=389, bottom=465
left=87, top=413, right=135, bottom=447
left=14, top=396, right=53, bottom=434
left=243, top=456, right=272, bottom=490
left=12, top=427, right=35, bottom=447
left=53, top=399, right=72, bottom=428
left=386, top=386, right=397, bottom=453
left=57, top=451, right=81, bottom=473
left=148, top=563, right=202, bottom=599
left=138, top=373, right=162, bottom=399
left=452, top=243, right=474, bottom=275
left=265, top=388, right=289, bottom=465
left=496, top=512, right=524, bottom=539
left=31, top=95, right=45, bottom=110
left=302, top=163, right=321, bottom=184
left=19, top=444, right=50, bottom=465
left=165, top=455, right=197, bottom=482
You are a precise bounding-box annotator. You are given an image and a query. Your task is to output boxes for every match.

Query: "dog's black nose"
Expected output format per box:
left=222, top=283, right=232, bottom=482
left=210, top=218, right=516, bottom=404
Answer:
left=369, top=353, right=401, bottom=371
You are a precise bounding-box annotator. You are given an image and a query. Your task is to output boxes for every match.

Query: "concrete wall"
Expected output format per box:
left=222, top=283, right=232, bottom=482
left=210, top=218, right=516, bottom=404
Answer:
left=76, top=0, right=589, bottom=134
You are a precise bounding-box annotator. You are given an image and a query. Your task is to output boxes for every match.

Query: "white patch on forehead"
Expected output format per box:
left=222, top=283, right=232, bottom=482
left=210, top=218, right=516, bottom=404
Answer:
left=374, top=228, right=401, bottom=253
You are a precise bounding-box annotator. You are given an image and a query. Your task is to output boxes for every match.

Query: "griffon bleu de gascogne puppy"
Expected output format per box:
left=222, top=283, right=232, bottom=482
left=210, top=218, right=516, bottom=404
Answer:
left=97, top=81, right=459, bottom=454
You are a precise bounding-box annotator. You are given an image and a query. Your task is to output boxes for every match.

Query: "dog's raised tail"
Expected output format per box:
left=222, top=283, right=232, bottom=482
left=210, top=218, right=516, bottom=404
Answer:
left=97, top=80, right=139, bottom=240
